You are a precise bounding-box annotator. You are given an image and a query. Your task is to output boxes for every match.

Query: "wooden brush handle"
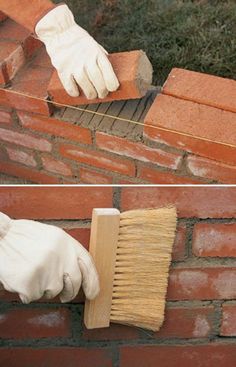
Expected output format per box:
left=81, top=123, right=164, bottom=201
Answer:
left=84, top=208, right=120, bottom=329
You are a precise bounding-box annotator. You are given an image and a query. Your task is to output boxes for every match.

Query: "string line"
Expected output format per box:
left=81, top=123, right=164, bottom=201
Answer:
left=0, top=87, right=235, bottom=149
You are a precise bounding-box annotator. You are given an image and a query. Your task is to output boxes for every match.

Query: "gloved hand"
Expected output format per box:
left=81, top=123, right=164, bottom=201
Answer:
left=0, top=212, right=99, bottom=304
left=35, top=4, right=119, bottom=99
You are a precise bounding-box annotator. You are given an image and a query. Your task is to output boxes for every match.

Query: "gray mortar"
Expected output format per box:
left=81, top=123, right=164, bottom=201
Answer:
left=56, top=87, right=161, bottom=142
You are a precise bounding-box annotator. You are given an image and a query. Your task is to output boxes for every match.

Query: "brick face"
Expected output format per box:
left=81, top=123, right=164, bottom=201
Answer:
left=193, top=223, right=236, bottom=257
left=0, top=308, right=71, bottom=339
left=221, top=304, right=236, bottom=336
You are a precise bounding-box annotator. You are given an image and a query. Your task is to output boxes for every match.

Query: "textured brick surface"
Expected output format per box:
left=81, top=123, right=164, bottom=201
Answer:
left=144, top=94, right=236, bottom=166
left=48, top=50, right=153, bottom=105
left=0, top=187, right=113, bottom=219
left=221, top=304, right=236, bottom=336
left=138, top=165, right=202, bottom=184
left=80, top=167, right=113, bottom=184
left=0, top=348, right=113, bottom=367
left=121, top=187, right=236, bottom=218
left=0, top=308, right=71, bottom=339
left=193, top=223, right=236, bottom=257
left=168, top=268, right=236, bottom=300
left=59, top=144, right=136, bottom=177
left=163, top=68, right=236, bottom=113
left=6, top=147, right=37, bottom=167
left=187, top=155, right=236, bottom=183
left=18, top=111, right=92, bottom=145
left=120, top=345, right=236, bottom=367
left=42, top=155, right=73, bottom=177
left=96, top=132, right=182, bottom=169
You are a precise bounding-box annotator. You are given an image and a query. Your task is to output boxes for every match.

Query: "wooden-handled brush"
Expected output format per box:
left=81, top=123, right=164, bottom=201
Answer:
left=84, top=207, right=177, bottom=331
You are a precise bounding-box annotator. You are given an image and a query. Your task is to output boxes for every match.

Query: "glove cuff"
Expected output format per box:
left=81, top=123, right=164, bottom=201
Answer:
left=0, top=212, right=11, bottom=240
left=35, top=3, right=87, bottom=42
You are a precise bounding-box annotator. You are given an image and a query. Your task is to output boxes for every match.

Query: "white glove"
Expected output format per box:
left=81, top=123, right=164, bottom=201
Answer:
left=35, top=4, right=119, bottom=99
left=0, top=212, right=99, bottom=304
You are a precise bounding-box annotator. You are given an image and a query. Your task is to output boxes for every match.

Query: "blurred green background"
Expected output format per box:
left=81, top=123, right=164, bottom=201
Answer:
left=55, top=0, right=236, bottom=85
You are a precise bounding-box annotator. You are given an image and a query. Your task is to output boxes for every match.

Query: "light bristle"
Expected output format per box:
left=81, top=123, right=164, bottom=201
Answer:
left=110, top=207, right=177, bottom=331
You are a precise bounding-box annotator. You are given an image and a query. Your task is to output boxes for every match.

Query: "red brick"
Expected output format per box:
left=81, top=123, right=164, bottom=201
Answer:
left=0, top=18, right=29, bottom=42
left=18, top=111, right=92, bottom=145
left=80, top=167, right=113, bottom=184
left=187, top=155, right=236, bottom=184
left=32, top=47, right=52, bottom=68
left=22, top=36, right=42, bottom=59
left=83, top=322, right=140, bottom=341
left=168, top=268, right=236, bottom=300
left=0, top=308, right=71, bottom=339
left=0, top=65, right=53, bottom=116
left=221, top=304, right=236, bottom=336
left=42, top=155, right=72, bottom=176
left=0, top=187, right=113, bottom=219
left=0, top=162, right=59, bottom=184
left=0, top=127, right=52, bottom=151
left=48, top=50, right=152, bottom=105
left=139, top=165, right=202, bottom=184
left=163, top=68, right=236, bottom=113
left=6, top=146, right=37, bottom=167
left=0, top=348, right=112, bottom=367
left=0, top=107, right=12, bottom=124
left=172, top=223, right=187, bottom=261
left=96, top=132, right=182, bottom=169
left=0, top=41, right=25, bottom=83
left=65, top=227, right=91, bottom=251
left=0, top=11, right=7, bottom=22
left=60, top=144, right=135, bottom=177
left=155, top=305, right=214, bottom=338
left=120, top=344, right=236, bottom=367
left=121, top=187, right=236, bottom=218
left=193, top=223, right=236, bottom=257
left=144, top=94, right=236, bottom=166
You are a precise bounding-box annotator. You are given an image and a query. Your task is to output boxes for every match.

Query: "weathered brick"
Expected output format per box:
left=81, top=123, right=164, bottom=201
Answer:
left=221, top=304, right=236, bottom=336
left=139, top=165, right=202, bottom=184
left=60, top=144, right=135, bottom=177
left=144, top=94, right=236, bottom=166
left=48, top=50, right=152, bottom=105
left=121, top=187, right=236, bottom=218
left=193, top=223, right=236, bottom=257
left=155, top=305, right=214, bottom=338
left=120, top=344, right=236, bottom=367
left=42, top=155, right=72, bottom=177
left=187, top=155, right=236, bottom=184
left=0, top=162, right=59, bottom=184
left=0, top=107, right=12, bottom=124
left=0, top=18, right=29, bottom=42
left=0, top=65, right=53, bottom=116
left=6, top=146, right=37, bottom=167
left=0, top=41, right=25, bottom=83
left=0, top=308, right=71, bottom=339
left=168, top=268, right=236, bottom=300
left=0, top=127, right=52, bottom=151
left=0, top=187, right=113, bottom=219
left=0, top=11, right=7, bottom=22
left=163, top=68, right=236, bottom=113
left=172, top=223, right=187, bottom=261
left=80, top=167, right=113, bottom=184
left=18, top=111, right=92, bottom=145
left=96, top=132, right=182, bottom=169
left=0, top=348, right=113, bottom=367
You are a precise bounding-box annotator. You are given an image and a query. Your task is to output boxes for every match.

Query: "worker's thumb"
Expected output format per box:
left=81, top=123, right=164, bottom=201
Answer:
left=0, top=212, right=11, bottom=239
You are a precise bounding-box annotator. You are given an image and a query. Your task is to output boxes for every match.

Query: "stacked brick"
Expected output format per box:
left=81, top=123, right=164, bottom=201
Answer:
left=0, top=16, right=236, bottom=184
left=1, top=186, right=236, bottom=366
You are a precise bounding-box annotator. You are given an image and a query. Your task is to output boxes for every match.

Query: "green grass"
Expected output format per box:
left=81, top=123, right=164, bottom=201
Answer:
left=59, top=0, right=236, bottom=85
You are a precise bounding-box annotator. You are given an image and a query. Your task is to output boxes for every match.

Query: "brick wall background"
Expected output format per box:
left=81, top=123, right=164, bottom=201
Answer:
left=1, top=186, right=236, bottom=366
left=0, top=15, right=236, bottom=185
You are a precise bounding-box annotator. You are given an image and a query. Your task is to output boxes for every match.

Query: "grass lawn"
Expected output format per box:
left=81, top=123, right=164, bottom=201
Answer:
left=59, top=0, right=236, bottom=85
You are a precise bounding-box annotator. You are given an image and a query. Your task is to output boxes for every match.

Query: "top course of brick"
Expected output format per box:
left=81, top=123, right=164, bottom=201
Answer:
left=0, top=13, right=236, bottom=184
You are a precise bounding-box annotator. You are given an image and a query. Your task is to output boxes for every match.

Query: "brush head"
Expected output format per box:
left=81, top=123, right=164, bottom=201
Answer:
left=110, top=207, right=177, bottom=331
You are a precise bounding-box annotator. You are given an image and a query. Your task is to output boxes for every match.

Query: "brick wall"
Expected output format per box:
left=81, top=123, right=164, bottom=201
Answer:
left=0, top=16, right=235, bottom=184
left=1, top=186, right=236, bottom=366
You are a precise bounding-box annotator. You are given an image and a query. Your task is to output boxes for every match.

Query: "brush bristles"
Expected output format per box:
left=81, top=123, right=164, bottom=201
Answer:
left=110, top=207, right=177, bottom=331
